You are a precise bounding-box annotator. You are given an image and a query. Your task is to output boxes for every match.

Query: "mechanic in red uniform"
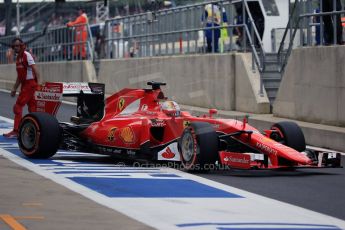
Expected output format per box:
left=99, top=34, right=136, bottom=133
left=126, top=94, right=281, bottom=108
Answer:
left=3, top=38, right=41, bottom=138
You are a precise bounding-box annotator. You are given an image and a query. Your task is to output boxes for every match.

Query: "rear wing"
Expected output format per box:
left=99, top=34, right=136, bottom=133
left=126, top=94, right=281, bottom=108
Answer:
left=61, top=82, right=105, bottom=96
left=34, top=82, right=105, bottom=119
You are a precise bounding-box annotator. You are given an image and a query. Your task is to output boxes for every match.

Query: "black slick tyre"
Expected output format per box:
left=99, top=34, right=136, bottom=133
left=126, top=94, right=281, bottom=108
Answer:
left=18, top=112, right=61, bottom=159
left=271, top=121, right=306, bottom=152
left=179, top=122, right=219, bottom=171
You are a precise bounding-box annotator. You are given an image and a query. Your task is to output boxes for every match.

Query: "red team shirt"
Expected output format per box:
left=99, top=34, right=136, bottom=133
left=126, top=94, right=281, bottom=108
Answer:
left=16, top=51, right=37, bottom=84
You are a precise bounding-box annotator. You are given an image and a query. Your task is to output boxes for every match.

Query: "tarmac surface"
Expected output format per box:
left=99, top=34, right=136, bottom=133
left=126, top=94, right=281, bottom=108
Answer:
left=0, top=155, right=153, bottom=230
left=0, top=91, right=344, bottom=229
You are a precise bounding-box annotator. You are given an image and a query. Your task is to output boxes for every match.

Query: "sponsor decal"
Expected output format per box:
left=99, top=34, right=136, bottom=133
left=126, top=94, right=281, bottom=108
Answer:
left=256, top=142, right=278, bottom=155
left=183, top=121, right=191, bottom=128
left=224, top=156, right=250, bottom=164
left=141, top=104, right=148, bottom=111
left=127, top=150, right=136, bottom=156
left=63, top=83, right=91, bottom=92
left=35, top=92, right=62, bottom=102
left=40, top=84, right=62, bottom=93
left=112, top=149, right=122, bottom=154
left=143, top=111, right=157, bottom=116
left=151, top=119, right=166, bottom=127
left=220, top=152, right=251, bottom=169
left=158, top=143, right=181, bottom=161
left=118, top=98, right=125, bottom=111
left=161, top=147, right=175, bottom=159
left=261, top=137, right=275, bottom=143
left=107, top=127, right=117, bottom=142
left=119, top=127, right=136, bottom=144
left=36, top=101, right=46, bottom=107
left=98, top=146, right=122, bottom=154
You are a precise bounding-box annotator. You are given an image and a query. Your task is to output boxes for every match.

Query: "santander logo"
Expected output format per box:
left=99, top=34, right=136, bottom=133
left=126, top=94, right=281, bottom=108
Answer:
left=161, top=147, right=175, bottom=159
left=35, top=92, right=62, bottom=102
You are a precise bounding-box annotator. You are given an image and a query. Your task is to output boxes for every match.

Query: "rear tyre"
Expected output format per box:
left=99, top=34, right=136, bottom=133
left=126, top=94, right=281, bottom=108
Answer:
left=18, top=112, right=61, bottom=159
left=271, top=121, right=306, bottom=152
left=179, top=122, right=219, bottom=171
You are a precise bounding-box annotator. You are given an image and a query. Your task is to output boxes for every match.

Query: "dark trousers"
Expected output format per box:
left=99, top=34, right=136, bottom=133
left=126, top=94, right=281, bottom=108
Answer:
left=322, top=0, right=343, bottom=44
left=205, top=26, right=220, bottom=53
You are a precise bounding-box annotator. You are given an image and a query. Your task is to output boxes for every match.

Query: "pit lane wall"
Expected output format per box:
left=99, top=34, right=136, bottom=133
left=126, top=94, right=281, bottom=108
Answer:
left=0, top=61, right=97, bottom=90
left=98, top=53, right=270, bottom=113
left=0, top=54, right=269, bottom=114
left=274, top=46, right=345, bottom=127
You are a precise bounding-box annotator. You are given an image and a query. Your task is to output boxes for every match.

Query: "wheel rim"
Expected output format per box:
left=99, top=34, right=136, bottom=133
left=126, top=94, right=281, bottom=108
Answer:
left=181, top=131, right=195, bottom=162
left=21, top=121, right=37, bottom=150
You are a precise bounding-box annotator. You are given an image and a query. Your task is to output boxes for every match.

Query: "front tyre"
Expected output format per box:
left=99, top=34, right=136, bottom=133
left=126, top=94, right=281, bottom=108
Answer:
left=179, top=122, right=219, bottom=171
left=18, top=112, right=61, bottom=159
left=271, top=121, right=306, bottom=152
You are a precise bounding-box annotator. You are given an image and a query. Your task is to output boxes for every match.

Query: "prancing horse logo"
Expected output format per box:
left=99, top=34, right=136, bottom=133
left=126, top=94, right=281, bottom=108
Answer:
left=118, top=98, right=125, bottom=111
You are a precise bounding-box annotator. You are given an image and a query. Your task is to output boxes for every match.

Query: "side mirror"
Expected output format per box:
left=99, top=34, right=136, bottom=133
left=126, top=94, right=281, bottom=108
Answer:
left=209, top=109, right=218, bottom=118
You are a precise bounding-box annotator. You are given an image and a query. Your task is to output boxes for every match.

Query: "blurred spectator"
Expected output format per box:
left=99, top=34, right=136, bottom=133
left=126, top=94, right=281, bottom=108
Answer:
left=234, top=5, right=249, bottom=49
left=322, top=0, right=343, bottom=45
left=95, top=32, right=105, bottom=59
left=202, top=3, right=228, bottom=53
left=67, top=8, right=88, bottom=59
left=6, top=48, right=14, bottom=64
left=313, top=7, right=321, bottom=45
left=342, top=7, right=345, bottom=42
left=129, top=39, right=139, bottom=58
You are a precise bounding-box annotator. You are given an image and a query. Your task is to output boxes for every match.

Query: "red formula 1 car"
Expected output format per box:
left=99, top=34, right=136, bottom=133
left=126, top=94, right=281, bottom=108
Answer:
left=17, top=81, right=342, bottom=170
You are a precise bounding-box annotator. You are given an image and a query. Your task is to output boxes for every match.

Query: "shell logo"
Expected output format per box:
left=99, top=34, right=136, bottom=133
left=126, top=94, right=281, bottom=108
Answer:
left=120, top=127, right=135, bottom=144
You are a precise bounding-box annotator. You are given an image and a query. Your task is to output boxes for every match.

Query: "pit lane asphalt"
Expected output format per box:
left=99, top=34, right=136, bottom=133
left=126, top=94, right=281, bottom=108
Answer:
left=1, top=91, right=344, bottom=221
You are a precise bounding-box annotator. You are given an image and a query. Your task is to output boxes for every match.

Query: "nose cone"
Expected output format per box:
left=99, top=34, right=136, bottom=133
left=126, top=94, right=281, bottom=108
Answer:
left=283, top=149, right=313, bottom=165
left=298, top=154, right=313, bottom=165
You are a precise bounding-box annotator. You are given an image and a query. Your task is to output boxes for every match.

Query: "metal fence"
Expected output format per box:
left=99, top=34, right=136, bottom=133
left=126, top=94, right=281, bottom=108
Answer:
left=277, top=0, right=345, bottom=74
left=104, top=0, right=266, bottom=73
left=0, top=23, right=94, bottom=64
left=0, top=0, right=266, bottom=94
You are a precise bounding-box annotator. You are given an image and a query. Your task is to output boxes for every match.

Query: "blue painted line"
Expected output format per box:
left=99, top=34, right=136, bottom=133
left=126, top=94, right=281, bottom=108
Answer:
left=46, top=167, right=160, bottom=171
left=176, top=223, right=340, bottom=229
left=55, top=171, right=161, bottom=174
left=149, top=174, right=181, bottom=178
left=0, top=138, right=17, bottom=143
left=217, top=228, right=339, bottom=230
left=1, top=123, right=244, bottom=199
left=65, top=175, right=131, bottom=177
left=71, top=177, right=243, bottom=198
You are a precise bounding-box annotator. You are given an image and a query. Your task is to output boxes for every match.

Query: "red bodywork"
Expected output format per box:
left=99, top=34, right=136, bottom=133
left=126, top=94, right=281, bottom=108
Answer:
left=34, top=82, right=341, bottom=169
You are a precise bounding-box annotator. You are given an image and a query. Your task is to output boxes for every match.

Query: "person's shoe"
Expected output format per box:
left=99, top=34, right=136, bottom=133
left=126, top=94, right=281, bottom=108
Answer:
left=3, top=130, right=18, bottom=138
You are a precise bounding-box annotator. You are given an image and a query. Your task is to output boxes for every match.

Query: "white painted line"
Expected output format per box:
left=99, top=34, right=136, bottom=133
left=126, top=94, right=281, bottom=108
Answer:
left=0, top=147, right=158, bottom=226
left=1, top=115, right=345, bottom=229
left=0, top=89, right=15, bottom=94
left=1, top=146, right=345, bottom=230
left=0, top=116, right=14, bottom=124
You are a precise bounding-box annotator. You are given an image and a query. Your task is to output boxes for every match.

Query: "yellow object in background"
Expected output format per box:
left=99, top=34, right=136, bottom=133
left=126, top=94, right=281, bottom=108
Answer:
left=220, top=23, right=229, bottom=53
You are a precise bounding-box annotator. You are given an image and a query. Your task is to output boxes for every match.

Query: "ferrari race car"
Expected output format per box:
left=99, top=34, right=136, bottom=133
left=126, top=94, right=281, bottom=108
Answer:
left=17, top=81, right=342, bottom=170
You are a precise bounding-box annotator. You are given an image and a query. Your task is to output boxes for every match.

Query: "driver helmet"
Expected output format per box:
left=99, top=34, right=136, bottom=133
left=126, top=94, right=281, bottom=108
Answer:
left=160, top=101, right=181, bottom=117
